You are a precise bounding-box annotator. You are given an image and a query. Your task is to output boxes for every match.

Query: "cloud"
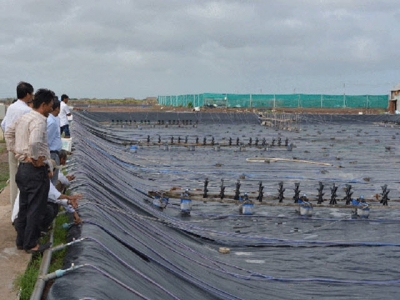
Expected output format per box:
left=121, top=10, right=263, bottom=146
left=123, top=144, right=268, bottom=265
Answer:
left=0, top=0, right=399, bottom=99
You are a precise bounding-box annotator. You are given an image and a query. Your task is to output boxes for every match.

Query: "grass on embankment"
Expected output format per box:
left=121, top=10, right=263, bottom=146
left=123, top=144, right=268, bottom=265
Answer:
left=0, top=141, right=9, bottom=191
left=15, top=213, right=70, bottom=300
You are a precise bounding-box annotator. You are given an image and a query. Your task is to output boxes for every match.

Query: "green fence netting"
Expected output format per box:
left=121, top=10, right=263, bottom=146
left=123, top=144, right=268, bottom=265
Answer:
left=157, top=94, right=389, bottom=109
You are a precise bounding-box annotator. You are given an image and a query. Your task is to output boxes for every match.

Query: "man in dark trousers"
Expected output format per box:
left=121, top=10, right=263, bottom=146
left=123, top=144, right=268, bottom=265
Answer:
left=5, top=88, right=54, bottom=253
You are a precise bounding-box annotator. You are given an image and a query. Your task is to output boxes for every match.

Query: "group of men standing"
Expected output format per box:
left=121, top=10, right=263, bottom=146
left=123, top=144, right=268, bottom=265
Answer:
left=2, top=81, right=73, bottom=253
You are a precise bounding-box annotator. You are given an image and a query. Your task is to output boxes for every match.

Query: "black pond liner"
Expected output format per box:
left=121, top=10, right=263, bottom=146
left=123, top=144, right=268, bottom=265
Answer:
left=47, top=112, right=400, bottom=300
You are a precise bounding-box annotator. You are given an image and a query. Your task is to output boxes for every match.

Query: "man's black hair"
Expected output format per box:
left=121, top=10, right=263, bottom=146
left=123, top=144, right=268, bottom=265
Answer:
left=32, top=89, right=54, bottom=109
left=52, top=99, right=61, bottom=110
left=16, top=81, right=34, bottom=99
left=61, top=94, right=69, bottom=101
left=59, top=149, right=68, bottom=161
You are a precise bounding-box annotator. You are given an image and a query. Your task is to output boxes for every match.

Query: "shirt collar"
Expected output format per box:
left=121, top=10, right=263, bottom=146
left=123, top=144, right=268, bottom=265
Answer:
left=17, top=99, right=30, bottom=106
left=31, top=109, right=48, bottom=121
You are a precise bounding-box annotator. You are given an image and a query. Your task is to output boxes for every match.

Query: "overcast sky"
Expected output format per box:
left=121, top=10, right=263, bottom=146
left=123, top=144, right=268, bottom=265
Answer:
left=1, top=0, right=399, bottom=99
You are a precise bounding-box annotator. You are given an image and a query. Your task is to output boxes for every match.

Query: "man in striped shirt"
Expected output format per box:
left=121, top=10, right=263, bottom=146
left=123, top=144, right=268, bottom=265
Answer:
left=5, top=88, right=54, bottom=253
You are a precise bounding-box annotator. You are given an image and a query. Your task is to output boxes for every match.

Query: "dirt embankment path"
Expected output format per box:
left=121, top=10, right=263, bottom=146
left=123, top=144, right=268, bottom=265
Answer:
left=72, top=102, right=386, bottom=115
left=0, top=151, right=31, bottom=299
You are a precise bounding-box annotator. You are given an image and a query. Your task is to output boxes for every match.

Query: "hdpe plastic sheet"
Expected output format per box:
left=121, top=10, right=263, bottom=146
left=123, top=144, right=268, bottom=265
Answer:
left=47, top=112, right=400, bottom=300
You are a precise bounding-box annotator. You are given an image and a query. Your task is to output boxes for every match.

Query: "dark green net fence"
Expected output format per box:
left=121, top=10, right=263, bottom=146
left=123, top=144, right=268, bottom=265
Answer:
left=158, top=93, right=388, bottom=109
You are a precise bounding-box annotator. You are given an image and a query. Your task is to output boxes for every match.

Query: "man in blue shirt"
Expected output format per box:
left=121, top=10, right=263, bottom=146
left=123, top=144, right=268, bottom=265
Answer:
left=47, top=97, right=63, bottom=185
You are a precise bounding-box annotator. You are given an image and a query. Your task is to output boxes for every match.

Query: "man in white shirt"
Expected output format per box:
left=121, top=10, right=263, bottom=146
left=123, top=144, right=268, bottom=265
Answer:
left=12, top=152, right=77, bottom=223
left=41, top=159, right=82, bottom=232
left=57, top=149, right=76, bottom=192
left=59, top=94, right=71, bottom=138
left=1, top=82, right=33, bottom=207
left=12, top=159, right=82, bottom=232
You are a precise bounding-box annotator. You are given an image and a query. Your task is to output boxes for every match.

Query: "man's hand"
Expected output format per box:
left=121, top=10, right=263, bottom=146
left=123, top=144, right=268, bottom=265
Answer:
left=31, top=156, right=46, bottom=167
left=70, top=199, right=77, bottom=209
left=66, top=174, right=75, bottom=181
left=69, top=194, right=82, bottom=201
left=73, top=212, right=82, bottom=224
left=68, top=194, right=82, bottom=209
